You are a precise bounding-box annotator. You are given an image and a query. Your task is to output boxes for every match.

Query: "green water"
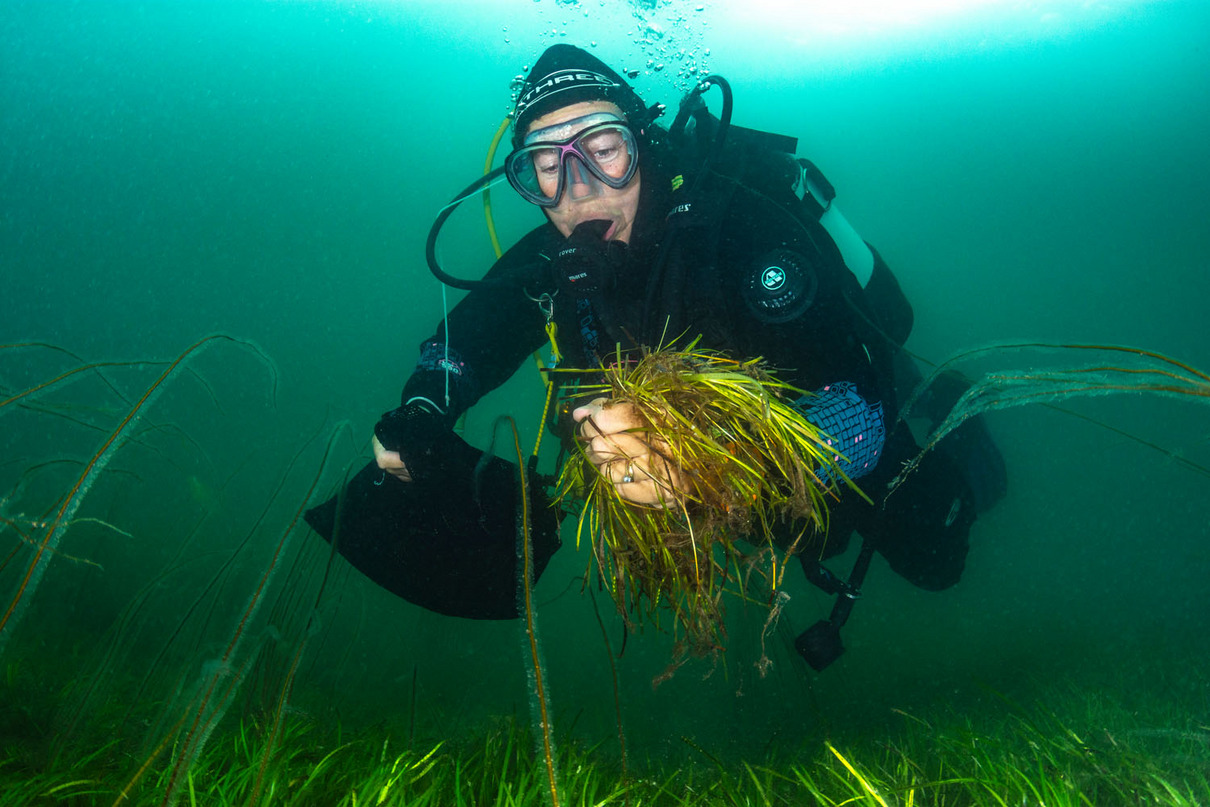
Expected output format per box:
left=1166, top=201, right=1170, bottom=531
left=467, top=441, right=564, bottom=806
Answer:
left=2, top=0, right=1208, bottom=799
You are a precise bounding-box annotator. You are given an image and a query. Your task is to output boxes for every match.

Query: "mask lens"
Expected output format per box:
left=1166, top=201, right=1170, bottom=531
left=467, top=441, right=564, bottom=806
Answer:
left=577, top=127, right=632, bottom=181
left=506, top=146, right=562, bottom=204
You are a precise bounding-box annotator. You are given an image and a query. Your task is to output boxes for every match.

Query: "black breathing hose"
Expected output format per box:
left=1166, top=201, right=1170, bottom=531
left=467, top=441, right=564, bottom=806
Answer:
left=425, top=166, right=517, bottom=291
left=640, top=74, right=735, bottom=334
left=668, top=74, right=733, bottom=191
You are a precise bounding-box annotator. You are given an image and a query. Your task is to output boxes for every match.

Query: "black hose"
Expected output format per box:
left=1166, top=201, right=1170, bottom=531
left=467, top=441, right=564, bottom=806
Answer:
left=425, top=166, right=518, bottom=291
left=642, top=74, right=735, bottom=334
left=700, top=75, right=733, bottom=156
left=669, top=74, right=733, bottom=194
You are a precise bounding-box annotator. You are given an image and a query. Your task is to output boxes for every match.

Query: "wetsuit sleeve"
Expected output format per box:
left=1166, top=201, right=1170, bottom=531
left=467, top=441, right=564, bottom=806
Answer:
left=400, top=226, right=557, bottom=420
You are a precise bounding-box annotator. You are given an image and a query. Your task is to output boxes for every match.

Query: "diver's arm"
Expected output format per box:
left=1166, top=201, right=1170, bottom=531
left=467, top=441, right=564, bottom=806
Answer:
left=399, top=231, right=556, bottom=418
left=373, top=227, right=557, bottom=482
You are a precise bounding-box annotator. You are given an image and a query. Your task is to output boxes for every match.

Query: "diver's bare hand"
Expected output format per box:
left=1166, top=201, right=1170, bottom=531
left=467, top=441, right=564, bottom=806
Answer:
left=372, top=434, right=413, bottom=483
left=572, top=397, right=683, bottom=507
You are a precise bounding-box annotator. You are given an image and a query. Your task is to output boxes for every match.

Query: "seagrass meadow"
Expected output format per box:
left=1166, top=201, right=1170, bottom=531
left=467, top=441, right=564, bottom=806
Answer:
left=3, top=1, right=1209, bottom=805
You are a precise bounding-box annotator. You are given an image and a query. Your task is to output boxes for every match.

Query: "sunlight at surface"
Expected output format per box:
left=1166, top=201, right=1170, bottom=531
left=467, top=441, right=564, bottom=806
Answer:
left=706, top=0, right=1168, bottom=67
left=356, top=0, right=1173, bottom=80
left=736, top=0, right=1139, bottom=27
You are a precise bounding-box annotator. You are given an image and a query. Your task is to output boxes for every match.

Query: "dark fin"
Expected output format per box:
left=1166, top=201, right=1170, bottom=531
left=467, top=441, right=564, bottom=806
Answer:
left=864, top=443, right=976, bottom=591
left=894, top=356, right=1009, bottom=514
left=304, top=432, right=561, bottom=620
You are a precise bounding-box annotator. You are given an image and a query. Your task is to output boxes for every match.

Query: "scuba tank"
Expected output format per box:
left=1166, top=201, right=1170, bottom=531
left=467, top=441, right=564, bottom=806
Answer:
left=797, top=161, right=875, bottom=288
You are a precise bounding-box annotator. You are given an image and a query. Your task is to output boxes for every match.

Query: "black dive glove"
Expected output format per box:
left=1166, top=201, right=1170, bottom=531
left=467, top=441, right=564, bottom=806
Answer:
left=553, top=219, right=629, bottom=295
left=373, top=400, right=454, bottom=483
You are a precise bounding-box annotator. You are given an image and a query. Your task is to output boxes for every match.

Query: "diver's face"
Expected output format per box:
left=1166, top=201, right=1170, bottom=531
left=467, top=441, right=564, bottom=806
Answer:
left=526, top=101, right=641, bottom=244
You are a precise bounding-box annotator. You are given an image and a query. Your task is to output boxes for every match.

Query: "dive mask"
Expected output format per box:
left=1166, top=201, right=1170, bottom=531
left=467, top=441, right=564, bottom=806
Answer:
left=505, top=112, right=638, bottom=208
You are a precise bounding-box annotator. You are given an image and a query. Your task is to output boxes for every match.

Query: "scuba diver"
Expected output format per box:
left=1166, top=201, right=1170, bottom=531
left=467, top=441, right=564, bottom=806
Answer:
left=305, top=44, right=1007, bottom=670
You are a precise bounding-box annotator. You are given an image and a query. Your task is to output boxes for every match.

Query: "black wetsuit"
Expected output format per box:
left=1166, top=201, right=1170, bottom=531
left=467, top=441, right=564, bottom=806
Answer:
left=397, top=165, right=978, bottom=592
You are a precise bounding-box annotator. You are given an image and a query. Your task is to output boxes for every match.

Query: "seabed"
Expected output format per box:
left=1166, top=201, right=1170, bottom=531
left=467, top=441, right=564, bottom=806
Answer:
left=2, top=651, right=1208, bottom=806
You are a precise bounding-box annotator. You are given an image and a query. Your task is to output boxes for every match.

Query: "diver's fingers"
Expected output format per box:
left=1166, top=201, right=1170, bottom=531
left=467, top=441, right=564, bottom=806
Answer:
left=575, top=399, right=642, bottom=442
left=579, top=403, right=649, bottom=468
left=372, top=434, right=413, bottom=483
left=573, top=400, right=685, bottom=506
left=584, top=430, right=650, bottom=468
left=606, top=450, right=683, bottom=507
left=571, top=397, right=611, bottom=431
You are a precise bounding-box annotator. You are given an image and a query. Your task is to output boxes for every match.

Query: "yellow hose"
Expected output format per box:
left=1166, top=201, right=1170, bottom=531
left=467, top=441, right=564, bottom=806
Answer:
left=482, top=115, right=560, bottom=460
left=483, top=116, right=511, bottom=260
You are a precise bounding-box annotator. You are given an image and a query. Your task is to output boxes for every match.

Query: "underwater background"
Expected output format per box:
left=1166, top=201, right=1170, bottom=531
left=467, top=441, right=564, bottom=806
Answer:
left=2, top=0, right=1209, bottom=802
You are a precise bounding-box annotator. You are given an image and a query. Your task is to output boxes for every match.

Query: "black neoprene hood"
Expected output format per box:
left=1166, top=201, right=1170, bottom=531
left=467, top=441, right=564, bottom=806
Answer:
left=512, top=44, right=648, bottom=147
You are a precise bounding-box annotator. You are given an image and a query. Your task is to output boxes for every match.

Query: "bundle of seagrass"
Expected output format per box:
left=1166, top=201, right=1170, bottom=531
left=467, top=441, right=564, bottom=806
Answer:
left=557, top=345, right=857, bottom=657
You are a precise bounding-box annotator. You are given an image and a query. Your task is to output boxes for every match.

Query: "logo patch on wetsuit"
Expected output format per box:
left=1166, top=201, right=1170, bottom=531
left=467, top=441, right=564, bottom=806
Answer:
left=742, top=249, right=818, bottom=324
left=761, top=266, right=786, bottom=291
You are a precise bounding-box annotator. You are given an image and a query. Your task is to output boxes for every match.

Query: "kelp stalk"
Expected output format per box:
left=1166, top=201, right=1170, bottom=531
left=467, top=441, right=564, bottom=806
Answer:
left=0, top=334, right=267, bottom=655
left=508, top=416, right=562, bottom=807
left=893, top=342, right=1210, bottom=494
